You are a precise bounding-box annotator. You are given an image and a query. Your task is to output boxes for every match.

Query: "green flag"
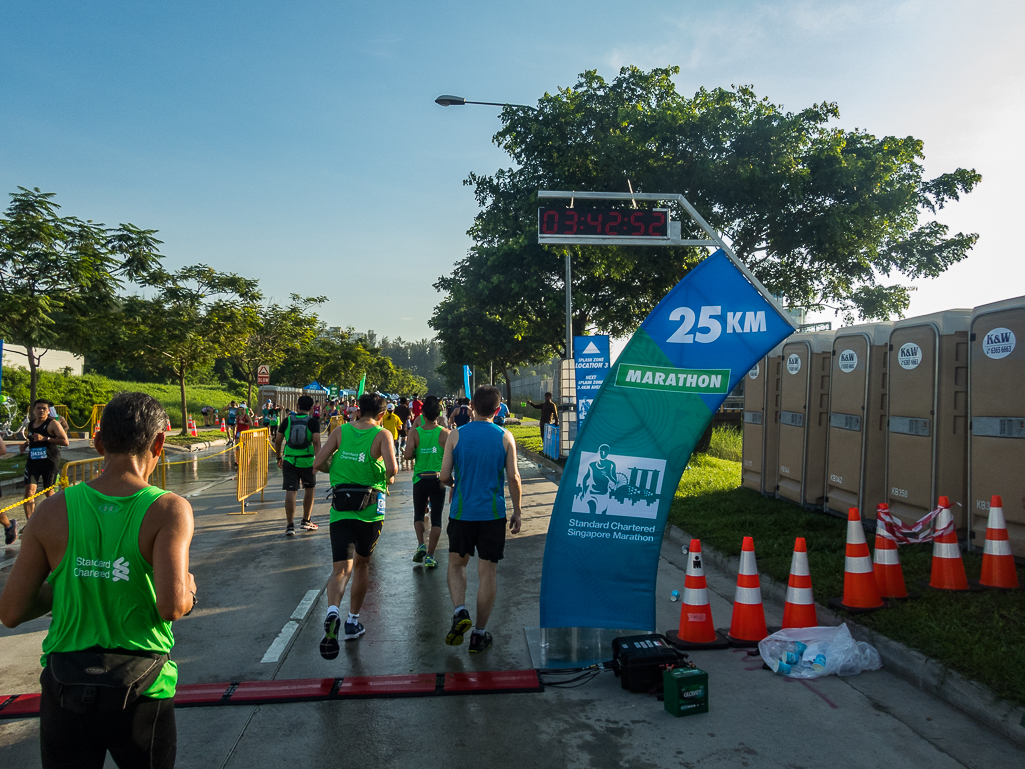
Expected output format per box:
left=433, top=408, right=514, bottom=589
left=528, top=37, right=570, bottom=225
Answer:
left=357, top=373, right=366, bottom=398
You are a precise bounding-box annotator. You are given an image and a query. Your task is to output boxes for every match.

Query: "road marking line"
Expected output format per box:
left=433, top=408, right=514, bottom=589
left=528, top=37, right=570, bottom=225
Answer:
left=291, top=589, right=320, bottom=621
left=261, top=621, right=299, bottom=664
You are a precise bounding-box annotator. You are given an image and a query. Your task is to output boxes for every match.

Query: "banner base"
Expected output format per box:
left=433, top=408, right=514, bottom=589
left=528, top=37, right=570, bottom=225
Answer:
left=525, top=626, right=643, bottom=670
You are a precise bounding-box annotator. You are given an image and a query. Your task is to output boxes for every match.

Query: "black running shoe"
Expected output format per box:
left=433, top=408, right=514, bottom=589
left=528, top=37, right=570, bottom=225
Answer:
left=445, top=608, right=472, bottom=646
left=469, top=630, right=493, bottom=654
left=285, top=523, right=295, bottom=537
left=4, top=520, right=17, bottom=545
left=320, top=613, right=341, bottom=660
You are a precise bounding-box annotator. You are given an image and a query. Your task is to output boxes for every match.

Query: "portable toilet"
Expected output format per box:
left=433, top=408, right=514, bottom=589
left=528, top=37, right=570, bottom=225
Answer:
left=824, top=322, right=893, bottom=520
left=776, top=331, right=835, bottom=507
left=742, top=343, right=784, bottom=495
left=885, top=310, right=971, bottom=532
left=968, top=297, right=1025, bottom=557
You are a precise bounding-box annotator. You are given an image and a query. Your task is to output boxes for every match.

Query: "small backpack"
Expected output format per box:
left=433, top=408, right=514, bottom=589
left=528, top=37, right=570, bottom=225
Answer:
left=286, top=415, right=312, bottom=450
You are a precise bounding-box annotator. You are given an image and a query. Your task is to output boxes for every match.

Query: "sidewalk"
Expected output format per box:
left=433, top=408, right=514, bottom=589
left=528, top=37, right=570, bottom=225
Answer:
left=2, top=455, right=1022, bottom=768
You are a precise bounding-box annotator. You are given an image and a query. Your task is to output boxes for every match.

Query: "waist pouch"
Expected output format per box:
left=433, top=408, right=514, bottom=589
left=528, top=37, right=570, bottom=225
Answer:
left=329, top=484, right=376, bottom=512
left=43, top=649, right=168, bottom=713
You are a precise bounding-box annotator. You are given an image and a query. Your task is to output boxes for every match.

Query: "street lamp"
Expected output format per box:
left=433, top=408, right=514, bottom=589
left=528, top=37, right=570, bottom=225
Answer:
left=435, top=94, right=534, bottom=109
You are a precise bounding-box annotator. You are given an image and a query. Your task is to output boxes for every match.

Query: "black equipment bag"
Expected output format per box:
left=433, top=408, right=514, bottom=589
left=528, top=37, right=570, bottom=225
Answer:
left=611, top=634, right=687, bottom=693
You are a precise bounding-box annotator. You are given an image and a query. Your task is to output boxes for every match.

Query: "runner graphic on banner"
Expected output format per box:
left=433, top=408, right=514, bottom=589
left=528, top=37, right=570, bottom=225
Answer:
left=574, top=335, right=610, bottom=426
left=539, top=250, right=795, bottom=630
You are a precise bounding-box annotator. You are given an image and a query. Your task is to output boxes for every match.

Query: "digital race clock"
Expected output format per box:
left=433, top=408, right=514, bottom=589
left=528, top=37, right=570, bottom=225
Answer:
left=537, top=207, right=670, bottom=239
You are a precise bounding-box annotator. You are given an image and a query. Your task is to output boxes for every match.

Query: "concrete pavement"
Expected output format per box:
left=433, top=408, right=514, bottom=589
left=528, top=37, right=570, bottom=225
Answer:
left=1, top=449, right=1021, bottom=768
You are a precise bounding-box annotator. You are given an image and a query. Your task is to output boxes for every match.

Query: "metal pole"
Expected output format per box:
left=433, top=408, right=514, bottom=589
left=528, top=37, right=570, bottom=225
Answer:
left=565, top=252, right=573, bottom=361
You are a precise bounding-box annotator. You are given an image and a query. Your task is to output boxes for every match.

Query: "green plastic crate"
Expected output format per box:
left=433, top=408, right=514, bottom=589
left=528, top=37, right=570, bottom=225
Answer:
left=663, top=667, right=708, bottom=718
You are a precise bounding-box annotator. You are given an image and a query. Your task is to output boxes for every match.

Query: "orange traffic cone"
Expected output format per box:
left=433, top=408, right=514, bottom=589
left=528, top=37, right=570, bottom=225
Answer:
left=782, top=537, right=817, bottom=628
left=978, top=496, right=1019, bottom=589
left=165, top=418, right=172, bottom=433
left=189, top=416, right=198, bottom=438
left=726, top=537, right=769, bottom=646
left=831, top=507, right=884, bottom=611
left=666, top=540, right=729, bottom=650
left=220, top=418, right=227, bottom=433
left=928, top=496, right=968, bottom=591
left=873, top=504, right=908, bottom=599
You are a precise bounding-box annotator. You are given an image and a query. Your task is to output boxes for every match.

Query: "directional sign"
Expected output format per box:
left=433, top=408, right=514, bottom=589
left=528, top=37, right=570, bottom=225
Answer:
left=257, top=365, right=270, bottom=385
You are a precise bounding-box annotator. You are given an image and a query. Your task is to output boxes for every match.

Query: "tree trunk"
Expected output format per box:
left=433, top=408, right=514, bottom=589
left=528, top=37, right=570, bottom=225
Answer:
left=247, top=378, right=253, bottom=407
left=503, top=366, right=513, bottom=406
left=179, top=372, right=189, bottom=436
left=27, top=345, right=39, bottom=405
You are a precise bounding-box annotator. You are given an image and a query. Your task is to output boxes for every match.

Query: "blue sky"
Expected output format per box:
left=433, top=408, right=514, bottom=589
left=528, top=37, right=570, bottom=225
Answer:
left=3, top=1, right=1022, bottom=342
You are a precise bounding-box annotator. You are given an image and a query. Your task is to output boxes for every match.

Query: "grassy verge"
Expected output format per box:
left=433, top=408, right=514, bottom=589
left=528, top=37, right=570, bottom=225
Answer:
left=0, top=453, right=27, bottom=483
left=669, top=457, right=1025, bottom=708
left=164, top=429, right=229, bottom=446
left=507, top=424, right=544, bottom=456
left=108, top=382, right=245, bottom=429
left=707, top=425, right=741, bottom=462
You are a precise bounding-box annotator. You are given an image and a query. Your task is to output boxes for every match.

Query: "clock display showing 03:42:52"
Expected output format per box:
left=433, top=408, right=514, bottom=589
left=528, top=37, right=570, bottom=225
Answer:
left=538, top=207, right=670, bottom=237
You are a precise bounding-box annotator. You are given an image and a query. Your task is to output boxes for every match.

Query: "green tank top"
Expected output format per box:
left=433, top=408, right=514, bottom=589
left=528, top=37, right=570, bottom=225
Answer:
left=329, top=423, right=388, bottom=523
left=42, top=484, right=178, bottom=699
left=413, top=426, right=443, bottom=484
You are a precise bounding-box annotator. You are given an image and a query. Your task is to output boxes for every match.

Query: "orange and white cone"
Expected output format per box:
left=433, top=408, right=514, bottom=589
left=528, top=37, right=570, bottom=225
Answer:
left=979, top=496, right=1019, bottom=589
left=220, top=418, right=227, bottom=433
left=727, top=536, right=769, bottom=645
left=782, top=537, right=817, bottom=628
left=873, top=504, right=908, bottom=599
left=165, top=418, right=172, bottom=433
left=666, top=540, right=729, bottom=649
left=189, top=417, right=198, bottom=438
left=832, top=507, right=884, bottom=611
left=928, top=496, right=968, bottom=591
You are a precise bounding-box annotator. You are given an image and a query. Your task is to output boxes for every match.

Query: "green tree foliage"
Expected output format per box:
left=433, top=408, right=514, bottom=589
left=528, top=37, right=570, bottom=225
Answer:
left=107, top=265, right=260, bottom=434
left=379, top=336, right=447, bottom=394
left=0, top=187, right=163, bottom=402
left=436, top=67, right=981, bottom=366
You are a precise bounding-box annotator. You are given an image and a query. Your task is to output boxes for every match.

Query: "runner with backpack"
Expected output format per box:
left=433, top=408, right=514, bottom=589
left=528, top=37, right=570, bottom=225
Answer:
left=273, top=395, right=322, bottom=536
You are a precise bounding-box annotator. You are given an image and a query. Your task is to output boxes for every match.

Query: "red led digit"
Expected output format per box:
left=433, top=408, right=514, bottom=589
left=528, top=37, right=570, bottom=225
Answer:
left=564, top=210, right=578, bottom=234
left=649, top=211, right=666, bottom=236
left=542, top=210, right=559, bottom=234
left=605, top=210, right=622, bottom=234
left=586, top=212, right=603, bottom=233
left=630, top=211, right=644, bottom=235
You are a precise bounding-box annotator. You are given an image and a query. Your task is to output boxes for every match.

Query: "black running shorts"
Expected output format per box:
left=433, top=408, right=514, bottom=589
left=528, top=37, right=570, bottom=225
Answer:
left=24, top=460, right=58, bottom=489
left=330, top=519, right=384, bottom=561
left=413, top=475, right=445, bottom=528
left=447, top=518, right=507, bottom=563
left=281, top=461, right=316, bottom=491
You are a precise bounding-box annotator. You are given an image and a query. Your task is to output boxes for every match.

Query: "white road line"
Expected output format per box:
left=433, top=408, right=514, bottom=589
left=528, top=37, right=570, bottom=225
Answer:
left=260, top=589, right=322, bottom=664
left=291, top=589, right=320, bottom=621
left=260, top=621, right=299, bottom=664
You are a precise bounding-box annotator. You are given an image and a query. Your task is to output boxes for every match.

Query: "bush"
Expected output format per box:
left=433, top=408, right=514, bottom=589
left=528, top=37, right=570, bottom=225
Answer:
left=707, top=425, right=742, bottom=462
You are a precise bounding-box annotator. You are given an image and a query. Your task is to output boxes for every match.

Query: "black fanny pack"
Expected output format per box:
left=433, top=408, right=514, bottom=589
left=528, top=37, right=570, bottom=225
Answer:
left=329, top=484, right=376, bottom=512
left=43, top=649, right=168, bottom=713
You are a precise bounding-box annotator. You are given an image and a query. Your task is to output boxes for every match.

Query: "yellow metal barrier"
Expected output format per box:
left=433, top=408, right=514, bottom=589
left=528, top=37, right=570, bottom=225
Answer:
left=235, top=427, right=268, bottom=514
left=61, top=450, right=167, bottom=489
left=329, top=415, right=344, bottom=433
left=89, top=403, right=106, bottom=438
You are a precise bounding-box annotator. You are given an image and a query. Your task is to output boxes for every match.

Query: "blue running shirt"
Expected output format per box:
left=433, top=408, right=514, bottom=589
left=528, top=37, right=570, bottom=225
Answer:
left=450, top=421, right=507, bottom=521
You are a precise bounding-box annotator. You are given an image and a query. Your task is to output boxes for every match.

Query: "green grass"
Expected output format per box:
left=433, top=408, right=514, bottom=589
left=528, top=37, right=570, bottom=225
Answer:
left=0, top=453, right=27, bottom=483
left=506, top=424, right=544, bottom=456
left=668, top=458, right=1025, bottom=708
left=707, top=425, right=742, bottom=462
left=164, top=429, right=229, bottom=446
left=106, top=382, right=245, bottom=429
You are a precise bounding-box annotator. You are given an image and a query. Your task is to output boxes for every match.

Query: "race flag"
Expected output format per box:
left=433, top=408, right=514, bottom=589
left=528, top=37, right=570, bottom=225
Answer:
left=356, top=373, right=366, bottom=398
left=539, top=250, right=795, bottom=630
left=463, top=365, right=472, bottom=398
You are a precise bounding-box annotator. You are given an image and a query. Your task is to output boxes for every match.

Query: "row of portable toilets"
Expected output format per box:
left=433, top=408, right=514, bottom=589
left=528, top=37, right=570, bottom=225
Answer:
left=742, top=296, right=1024, bottom=559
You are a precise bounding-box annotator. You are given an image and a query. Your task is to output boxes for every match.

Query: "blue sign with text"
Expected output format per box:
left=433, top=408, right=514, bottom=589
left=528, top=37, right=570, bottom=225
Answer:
left=574, top=336, right=610, bottom=426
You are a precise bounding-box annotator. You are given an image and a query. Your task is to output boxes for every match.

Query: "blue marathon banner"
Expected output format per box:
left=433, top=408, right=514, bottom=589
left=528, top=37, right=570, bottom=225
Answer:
left=574, top=335, right=610, bottom=427
left=463, top=365, right=471, bottom=398
left=539, top=250, right=795, bottom=630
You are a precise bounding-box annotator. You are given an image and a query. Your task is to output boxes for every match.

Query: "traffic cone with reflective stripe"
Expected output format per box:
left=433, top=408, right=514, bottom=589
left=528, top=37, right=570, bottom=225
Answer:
left=726, top=537, right=769, bottom=645
left=165, top=418, right=171, bottom=433
left=831, top=507, right=884, bottom=611
left=188, top=416, right=198, bottom=438
left=782, top=537, right=817, bottom=628
left=979, top=496, right=1019, bottom=589
left=666, top=540, right=729, bottom=650
left=929, top=496, right=968, bottom=591
left=873, top=504, right=908, bottom=599
left=220, top=419, right=227, bottom=433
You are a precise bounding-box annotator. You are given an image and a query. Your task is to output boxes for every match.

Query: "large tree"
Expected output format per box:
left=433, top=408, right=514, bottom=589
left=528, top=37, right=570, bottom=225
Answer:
left=0, top=187, right=162, bottom=403
left=437, top=67, right=980, bottom=365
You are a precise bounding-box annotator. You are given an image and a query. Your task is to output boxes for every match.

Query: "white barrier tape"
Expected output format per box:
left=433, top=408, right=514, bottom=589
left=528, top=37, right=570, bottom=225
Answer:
left=877, top=506, right=954, bottom=545
left=931, top=541, right=962, bottom=559
left=983, top=539, right=1013, bottom=557
left=785, top=586, right=814, bottom=605
left=683, top=587, right=709, bottom=606
left=873, top=547, right=901, bottom=566
left=733, top=585, right=763, bottom=605
left=845, top=555, right=875, bottom=574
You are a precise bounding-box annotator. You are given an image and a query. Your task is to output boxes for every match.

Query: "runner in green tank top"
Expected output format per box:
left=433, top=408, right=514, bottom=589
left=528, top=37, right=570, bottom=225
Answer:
left=403, top=396, right=450, bottom=568
left=312, top=393, right=397, bottom=659
left=0, top=392, right=197, bottom=769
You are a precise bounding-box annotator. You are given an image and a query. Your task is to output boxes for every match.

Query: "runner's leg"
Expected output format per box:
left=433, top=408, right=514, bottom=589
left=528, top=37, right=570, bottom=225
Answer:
left=301, top=486, right=315, bottom=522
left=23, top=483, right=37, bottom=519
left=447, top=552, right=470, bottom=608
left=475, top=559, right=498, bottom=629
left=326, top=559, right=353, bottom=608
left=284, top=490, right=297, bottom=526
left=348, top=553, right=371, bottom=614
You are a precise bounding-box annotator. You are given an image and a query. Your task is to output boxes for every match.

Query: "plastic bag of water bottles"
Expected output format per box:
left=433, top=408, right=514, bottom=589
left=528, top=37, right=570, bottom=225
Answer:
left=758, top=624, right=882, bottom=679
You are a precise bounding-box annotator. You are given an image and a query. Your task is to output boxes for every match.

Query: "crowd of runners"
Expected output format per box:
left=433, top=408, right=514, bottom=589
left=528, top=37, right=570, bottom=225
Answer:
left=0, top=385, right=522, bottom=767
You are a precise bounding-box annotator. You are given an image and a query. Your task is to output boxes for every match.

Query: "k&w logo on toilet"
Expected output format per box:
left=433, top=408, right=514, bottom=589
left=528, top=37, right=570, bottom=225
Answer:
left=897, top=342, right=922, bottom=370
left=838, top=349, right=858, bottom=373
left=786, top=354, right=801, bottom=374
left=571, top=445, right=666, bottom=520
left=982, top=328, right=1016, bottom=360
